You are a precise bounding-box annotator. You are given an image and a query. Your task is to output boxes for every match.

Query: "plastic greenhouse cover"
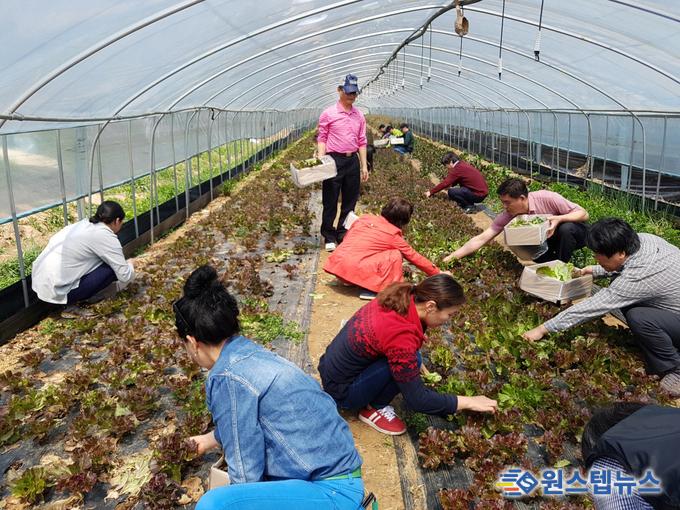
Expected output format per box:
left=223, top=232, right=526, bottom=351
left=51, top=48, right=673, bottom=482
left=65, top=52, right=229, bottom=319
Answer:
left=0, top=0, right=679, bottom=134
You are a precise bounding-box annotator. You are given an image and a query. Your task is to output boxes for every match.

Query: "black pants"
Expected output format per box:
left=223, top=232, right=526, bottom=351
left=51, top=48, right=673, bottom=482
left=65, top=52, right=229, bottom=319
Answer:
left=533, top=221, right=589, bottom=263
left=622, top=306, right=680, bottom=375
left=321, top=153, right=360, bottom=244
left=447, top=186, right=487, bottom=209
left=66, top=263, right=117, bottom=304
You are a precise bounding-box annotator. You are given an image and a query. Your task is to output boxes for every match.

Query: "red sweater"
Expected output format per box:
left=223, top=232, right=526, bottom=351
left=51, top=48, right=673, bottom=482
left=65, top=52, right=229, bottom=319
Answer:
left=429, top=160, right=489, bottom=197
left=318, top=298, right=459, bottom=415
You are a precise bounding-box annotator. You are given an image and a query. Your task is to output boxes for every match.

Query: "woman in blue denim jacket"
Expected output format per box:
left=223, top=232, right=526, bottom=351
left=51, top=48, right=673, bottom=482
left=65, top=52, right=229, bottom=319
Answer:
left=175, top=265, right=364, bottom=510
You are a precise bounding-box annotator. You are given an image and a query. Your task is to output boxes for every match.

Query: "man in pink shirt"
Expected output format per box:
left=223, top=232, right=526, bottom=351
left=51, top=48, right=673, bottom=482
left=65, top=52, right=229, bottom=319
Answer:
left=317, top=74, right=369, bottom=252
left=443, top=178, right=589, bottom=263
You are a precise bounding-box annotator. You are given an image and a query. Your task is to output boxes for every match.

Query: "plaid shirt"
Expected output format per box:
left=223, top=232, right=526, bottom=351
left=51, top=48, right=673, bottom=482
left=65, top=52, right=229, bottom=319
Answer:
left=545, top=234, right=680, bottom=333
left=589, top=457, right=653, bottom=510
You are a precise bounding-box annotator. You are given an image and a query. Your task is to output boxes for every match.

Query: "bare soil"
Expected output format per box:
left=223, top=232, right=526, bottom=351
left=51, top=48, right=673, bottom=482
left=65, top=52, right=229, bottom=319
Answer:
left=308, top=249, right=404, bottom=510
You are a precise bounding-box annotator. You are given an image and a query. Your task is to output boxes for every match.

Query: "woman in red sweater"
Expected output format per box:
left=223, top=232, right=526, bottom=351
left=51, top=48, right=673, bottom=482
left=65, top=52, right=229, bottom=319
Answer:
left=323, top=197, right=442, bottom=300
left=318, top=274, right=497, bottom=435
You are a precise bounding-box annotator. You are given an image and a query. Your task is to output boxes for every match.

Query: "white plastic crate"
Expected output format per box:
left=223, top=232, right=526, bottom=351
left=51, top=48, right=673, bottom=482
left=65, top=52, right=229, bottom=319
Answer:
left=504, top=214, right=551, bottom=246
left=290, top=155, right=337, bottom=188
left=520, top=260, right=593, bottom=303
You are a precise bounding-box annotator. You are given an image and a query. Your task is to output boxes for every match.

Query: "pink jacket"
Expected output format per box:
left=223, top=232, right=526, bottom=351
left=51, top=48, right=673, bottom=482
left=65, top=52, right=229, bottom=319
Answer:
left=323, top=214, right=440, bottom=292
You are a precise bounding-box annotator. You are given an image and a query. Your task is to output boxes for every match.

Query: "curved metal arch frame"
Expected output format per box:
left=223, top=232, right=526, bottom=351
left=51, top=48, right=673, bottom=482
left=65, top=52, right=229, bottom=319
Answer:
left=219, top=42, right=412, bottom=110
left=242, top=56, right=489, bottom=112
left=269, top=68, right=457, bottom=111
left=119, top=2, right=446, bottom=115
left=213, top=31, right=426, bottom=109
left=463, top=4, right=680, bottom=88
left=259, top=62, right=488, bottom=111
left=0, top=0, right=205, bottom=133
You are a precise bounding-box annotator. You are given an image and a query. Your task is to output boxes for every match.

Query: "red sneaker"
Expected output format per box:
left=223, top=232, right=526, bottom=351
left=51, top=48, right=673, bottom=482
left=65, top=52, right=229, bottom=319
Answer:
left=358, top=406, right=407, bottom=435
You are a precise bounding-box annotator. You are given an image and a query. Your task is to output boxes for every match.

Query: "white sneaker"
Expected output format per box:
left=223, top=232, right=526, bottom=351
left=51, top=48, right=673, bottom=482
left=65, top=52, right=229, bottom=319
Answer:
left=325, top=242, right=337, bottom=252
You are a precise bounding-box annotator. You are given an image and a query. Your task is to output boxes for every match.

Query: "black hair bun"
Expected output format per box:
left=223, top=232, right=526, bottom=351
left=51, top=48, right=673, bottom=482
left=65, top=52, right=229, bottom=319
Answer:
left=184, top=265, right=219, bottom=298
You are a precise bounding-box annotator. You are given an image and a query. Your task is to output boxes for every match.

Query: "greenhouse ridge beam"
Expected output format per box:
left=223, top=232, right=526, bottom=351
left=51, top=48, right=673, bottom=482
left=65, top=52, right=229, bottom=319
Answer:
left=0, top=0, right=205, bottom=133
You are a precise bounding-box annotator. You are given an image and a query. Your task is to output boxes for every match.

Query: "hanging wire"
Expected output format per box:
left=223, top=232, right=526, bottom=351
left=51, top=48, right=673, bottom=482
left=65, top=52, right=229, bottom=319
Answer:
left=402, top=47, right=406, bottom=89
left=427, top=24, right=432, bottom=82
left=420, top=34, right=425, bottom=88
left=535, top=0, right=546, bottom=61
left=457, top=5, right=464, bottom=78
left=498, top=0, right=506, bottom=80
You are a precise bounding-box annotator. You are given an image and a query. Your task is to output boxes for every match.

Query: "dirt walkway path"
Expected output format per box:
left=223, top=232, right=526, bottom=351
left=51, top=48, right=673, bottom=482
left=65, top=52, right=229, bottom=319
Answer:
left=307, top=249, right=404, bottom=510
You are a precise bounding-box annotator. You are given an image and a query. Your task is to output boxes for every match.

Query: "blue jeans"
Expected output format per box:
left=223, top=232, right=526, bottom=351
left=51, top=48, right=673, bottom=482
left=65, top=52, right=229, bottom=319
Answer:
left=196, top=477, right=365, bottom=510
left=335, top=353, right=421, bottom=410
left=394, top=145, right=407, bottom=155
left=66, top=263, right=117, bottom=304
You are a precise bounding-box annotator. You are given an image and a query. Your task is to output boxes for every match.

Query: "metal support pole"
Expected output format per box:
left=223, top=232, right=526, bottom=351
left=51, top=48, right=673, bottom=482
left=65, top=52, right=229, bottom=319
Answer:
left=207, top=113, right=214, bottom=201
left=56, top=131, right=68, bottom=226
left=171, top=115, right=179, bottom=213
left=196, top=111, right=201, bottom=190
left=566, top=115, right=572, bottom=183
left=127, top=121, right=140, bottom=238
left=602, top=115, right=609, bottom=191
left=216, top=111, right=223, bottom=185
left=3, top=136, right=29, bottom=307
left=655, top=117, right=667, bottom=210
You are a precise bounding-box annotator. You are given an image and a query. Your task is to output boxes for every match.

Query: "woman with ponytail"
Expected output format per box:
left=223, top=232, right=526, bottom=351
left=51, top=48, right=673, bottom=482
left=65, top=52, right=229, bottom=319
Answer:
left=32, top=201, right=135, bottom=318
left=318, top=273, right=497, bottom=435
left=175, top=265, right=364, bottom=510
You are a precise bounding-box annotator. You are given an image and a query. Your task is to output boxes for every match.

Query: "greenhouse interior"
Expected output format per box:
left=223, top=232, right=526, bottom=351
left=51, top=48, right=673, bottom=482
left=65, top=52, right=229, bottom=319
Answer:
left=2, top=1, right=680, bottom=509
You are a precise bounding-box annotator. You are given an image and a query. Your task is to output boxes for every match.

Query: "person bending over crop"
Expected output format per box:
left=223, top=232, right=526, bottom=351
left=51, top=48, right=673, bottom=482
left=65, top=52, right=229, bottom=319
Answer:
left=522, top=218, right=680, bottom=397
left=425, top=151, right=489, bottom=214
left=323, top=197, right=443, bottom=300
left=443, top=177, right=588, bottom=261
left=176, top=265, right=364, bottom=510
left=318, top=274, right=498, bottom=435
left=582, top=402, right=680, bottom=509
left=32, top=200, right=136, bottom=319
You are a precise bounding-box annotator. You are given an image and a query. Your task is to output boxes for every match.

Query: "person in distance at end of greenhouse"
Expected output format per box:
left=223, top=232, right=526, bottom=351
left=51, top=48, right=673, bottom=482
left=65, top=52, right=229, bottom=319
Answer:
left=31, top=200, right=136, bottom=319
left=442, top=177, right=589, bottom=261
left=522, top=217, right=680, bottom=397
left=318, top=274, right=497, bottom=436
left=175, top=265, right=364, bottom=510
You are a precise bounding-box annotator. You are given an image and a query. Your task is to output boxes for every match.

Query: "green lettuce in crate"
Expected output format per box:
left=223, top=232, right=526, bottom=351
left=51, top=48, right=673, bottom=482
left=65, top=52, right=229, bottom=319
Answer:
left=292, top=158, right=323, bottom=169
left=509, top=217, right=545, bottom=227
left=536, top=262, right=581, bottom=281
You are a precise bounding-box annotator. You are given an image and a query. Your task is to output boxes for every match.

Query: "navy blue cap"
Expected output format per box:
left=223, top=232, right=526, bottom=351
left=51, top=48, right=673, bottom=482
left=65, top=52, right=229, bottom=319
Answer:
left=342, top=74, right=360, bottom=94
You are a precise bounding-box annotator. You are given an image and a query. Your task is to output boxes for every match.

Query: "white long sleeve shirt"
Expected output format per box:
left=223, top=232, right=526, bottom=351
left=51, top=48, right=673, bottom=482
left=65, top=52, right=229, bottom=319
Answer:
left=31, top=219, right=135, bottom=304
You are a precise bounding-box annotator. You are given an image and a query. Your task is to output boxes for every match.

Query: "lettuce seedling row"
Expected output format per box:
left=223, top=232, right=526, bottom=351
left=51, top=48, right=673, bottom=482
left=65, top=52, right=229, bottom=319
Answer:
left=0, top=136, right=323, bottom=509
left=361, top=120, right=676, bottom=510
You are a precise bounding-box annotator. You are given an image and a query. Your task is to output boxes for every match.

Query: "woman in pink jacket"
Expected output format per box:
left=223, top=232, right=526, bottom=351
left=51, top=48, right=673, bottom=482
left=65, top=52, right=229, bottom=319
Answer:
left=323, top=197, right=442, bottom=300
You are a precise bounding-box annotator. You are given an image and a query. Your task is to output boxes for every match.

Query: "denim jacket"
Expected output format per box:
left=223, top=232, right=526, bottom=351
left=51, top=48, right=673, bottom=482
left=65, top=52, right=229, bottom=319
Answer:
left=206, top=335, right=362, bottom=484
